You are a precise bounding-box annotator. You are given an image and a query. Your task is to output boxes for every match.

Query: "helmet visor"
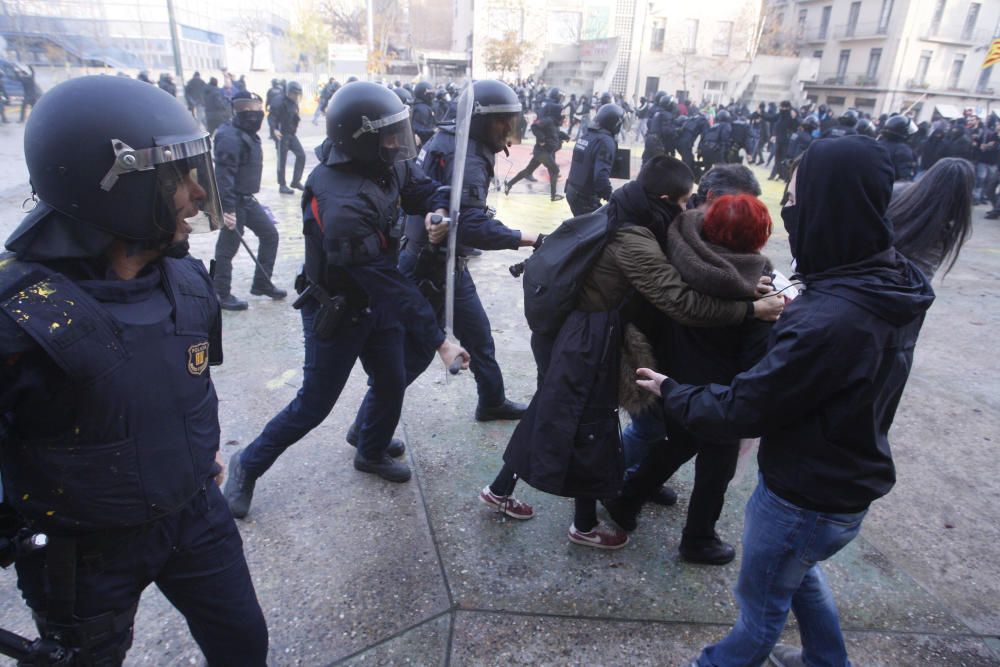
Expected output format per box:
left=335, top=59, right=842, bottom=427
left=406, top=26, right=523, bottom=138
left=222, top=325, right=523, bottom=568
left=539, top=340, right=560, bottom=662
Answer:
left=153, top=149, right=223, bottom=236
left=378, top=117, right=418, bottom=163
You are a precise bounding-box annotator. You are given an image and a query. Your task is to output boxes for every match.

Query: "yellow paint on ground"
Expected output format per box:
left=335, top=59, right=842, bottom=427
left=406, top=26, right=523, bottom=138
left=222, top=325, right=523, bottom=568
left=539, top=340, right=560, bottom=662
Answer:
left=266, top=368, right=298, bottom=390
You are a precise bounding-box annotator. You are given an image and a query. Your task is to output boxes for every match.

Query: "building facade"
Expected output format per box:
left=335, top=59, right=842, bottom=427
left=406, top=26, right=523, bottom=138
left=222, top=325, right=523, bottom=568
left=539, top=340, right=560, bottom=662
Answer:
left=764, top=0, right=1000, bottom=119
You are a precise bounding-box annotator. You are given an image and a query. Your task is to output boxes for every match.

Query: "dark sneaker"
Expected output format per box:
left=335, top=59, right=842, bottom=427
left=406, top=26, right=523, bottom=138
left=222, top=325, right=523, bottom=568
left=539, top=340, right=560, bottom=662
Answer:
left=250, top=285, right=288, bottom=299
left=985, top=210, right=1000, bottom=219
left=568, top=522, right=629, bottom=550
left=679, top=537, right=736, bottom=565
left=223, top=448, right=257, bottom=519
left=279, top=185, right=295, bottom=195
left=503, top=180, right=513, bottom=196
left=474, top=399, right=528, bottom=422
left=346, top=422, right=405, bottom=458
left=550, top=194, right=564, bottom=202
left=290, top=181, right=305, bottom=191
left=354, top=454, right=411, bottom=483
left=219, top=293, right=249, bottom=311
left=648, top=485, right=678, bottom=506
left=479, top=486, right=535, bottom=519
left=601, top=497, right=640, bottom=532
left=769, top=644, right=806, bottom=667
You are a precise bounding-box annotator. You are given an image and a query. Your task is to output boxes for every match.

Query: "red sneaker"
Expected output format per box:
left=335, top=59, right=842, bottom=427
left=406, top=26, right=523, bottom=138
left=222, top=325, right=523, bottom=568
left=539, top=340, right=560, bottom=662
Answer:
left=568, top=522, right=629, bottom=550
left=479, top=486, right=535, bottom=520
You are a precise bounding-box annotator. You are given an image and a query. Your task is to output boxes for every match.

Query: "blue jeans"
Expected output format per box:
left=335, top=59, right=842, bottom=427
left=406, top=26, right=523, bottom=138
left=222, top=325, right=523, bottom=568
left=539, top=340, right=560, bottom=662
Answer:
left=697, top=477, right=867, bottom=667
left=241, top=299, right=432, bottom=476
left=621, top=406, right=666, bottom=476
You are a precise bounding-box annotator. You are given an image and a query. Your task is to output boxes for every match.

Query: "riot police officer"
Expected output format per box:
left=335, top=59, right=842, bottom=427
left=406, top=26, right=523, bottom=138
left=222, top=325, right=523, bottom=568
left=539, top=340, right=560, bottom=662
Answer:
left=505, top=88, right=568, bottom=201
left=677, top=108, right=708, bottom=176
left=401, top=80, right=535, bottom=420
left=0, top=76, right=268, bottom=665
left=412, top=81, right=438, bottom=144
left=782, top=115, right=816, bottom=181
left=822, top=108, right=859, bottom=138
left=212, top=90, right=287, bottom=310
left=224, top=82, right=469, bottom=518
left=565, top=103, right=622, bottom=215
left=879, top=115, right=917, bottom=182
left=700, top=109, right=733, bottom=172
left=269, top=80, right=305, bottom=194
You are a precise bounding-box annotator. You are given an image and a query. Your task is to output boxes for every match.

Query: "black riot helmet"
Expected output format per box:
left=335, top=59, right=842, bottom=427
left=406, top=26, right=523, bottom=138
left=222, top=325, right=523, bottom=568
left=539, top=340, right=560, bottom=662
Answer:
left=346, top=76, right=359, bottom=83
left=286, top=80, right=303, bottom=97
left=715, top=109, right=731, bottom=123
left=653, top=91, right=666, bottom=104
left=658, top=94, right=675, bottom=112
left=393, top=86, right=414, bottom=106
left=548, top=87, right=563, bottom=102
left=324, top=81, right=417, bottom=166
left=856, top=117, right=876, bottom=138
left=7, top=75, right=222, bottom=261
left=802, top=114, right=820, bottom=132
left=414, top=81, right=434, bottom=104
left=594, top=103, right=625, bottom=134
left=599, top=91, right=613, bottom=105
left=839, top=108, right=859, bottom=127
left=470, top=80, right=523, bottom=152
left=882, top=114, right=911, bottom=141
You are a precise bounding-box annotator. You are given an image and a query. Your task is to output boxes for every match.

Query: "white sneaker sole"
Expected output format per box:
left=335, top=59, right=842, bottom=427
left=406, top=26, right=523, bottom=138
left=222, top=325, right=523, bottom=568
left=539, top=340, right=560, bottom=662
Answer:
left=479, top=491, right=535, bottom=520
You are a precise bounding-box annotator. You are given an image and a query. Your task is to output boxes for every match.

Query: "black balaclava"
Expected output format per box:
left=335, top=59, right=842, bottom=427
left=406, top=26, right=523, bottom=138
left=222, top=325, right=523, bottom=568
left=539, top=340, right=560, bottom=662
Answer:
left=785, top=135, right=894, bottom=275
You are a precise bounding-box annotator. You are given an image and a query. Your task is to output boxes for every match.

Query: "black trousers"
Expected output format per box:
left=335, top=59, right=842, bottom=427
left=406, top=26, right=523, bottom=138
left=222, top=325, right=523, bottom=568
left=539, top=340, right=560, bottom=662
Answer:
left=277, top=134, right=305, bottom=187
left=769, top=141, right=788, bottom=179
left=622, top=420, right=739, bottom=544
left=508, top=150, right=560, bottom=197
left=213, top=199, right=279, bottom=296
left=15, top=484, right=268, bottom=666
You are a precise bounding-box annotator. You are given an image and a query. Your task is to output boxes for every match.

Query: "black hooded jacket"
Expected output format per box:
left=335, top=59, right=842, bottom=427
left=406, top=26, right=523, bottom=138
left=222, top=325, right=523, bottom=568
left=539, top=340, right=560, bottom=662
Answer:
left=659, top=136, right=935, bottom=513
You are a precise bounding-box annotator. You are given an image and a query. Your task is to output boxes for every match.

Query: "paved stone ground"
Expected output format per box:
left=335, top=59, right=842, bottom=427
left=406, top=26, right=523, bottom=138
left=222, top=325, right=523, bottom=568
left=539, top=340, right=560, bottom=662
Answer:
left=0, top=119, right=999, bottom=666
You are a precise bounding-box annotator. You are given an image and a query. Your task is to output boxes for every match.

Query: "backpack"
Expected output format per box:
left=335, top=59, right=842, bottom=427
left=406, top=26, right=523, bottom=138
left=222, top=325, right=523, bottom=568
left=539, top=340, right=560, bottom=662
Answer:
left=521, top=207, right=620, bottom=336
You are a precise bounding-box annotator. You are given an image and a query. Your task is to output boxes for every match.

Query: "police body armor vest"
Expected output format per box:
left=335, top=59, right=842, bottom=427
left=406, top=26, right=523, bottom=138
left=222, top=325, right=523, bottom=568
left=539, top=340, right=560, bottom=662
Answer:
left=304, top=161, right=409, bottom=286
left=0, top=254, right=220, bottom=533
left=567, top=129, right=612, bottom=191
left=217, top=122, right=264, bottom=196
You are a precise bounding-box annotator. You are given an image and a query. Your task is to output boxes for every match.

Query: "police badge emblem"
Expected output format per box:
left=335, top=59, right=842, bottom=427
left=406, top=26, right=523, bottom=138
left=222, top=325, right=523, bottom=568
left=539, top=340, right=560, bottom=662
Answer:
left=187, top=341, right=210, bottom=376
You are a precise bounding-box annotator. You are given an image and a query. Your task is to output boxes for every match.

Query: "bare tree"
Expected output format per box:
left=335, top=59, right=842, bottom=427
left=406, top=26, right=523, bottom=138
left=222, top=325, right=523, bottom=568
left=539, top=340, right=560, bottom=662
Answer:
left=319, top=0, right=403, bottom=74
left=233, top=15, right=267, bottom=70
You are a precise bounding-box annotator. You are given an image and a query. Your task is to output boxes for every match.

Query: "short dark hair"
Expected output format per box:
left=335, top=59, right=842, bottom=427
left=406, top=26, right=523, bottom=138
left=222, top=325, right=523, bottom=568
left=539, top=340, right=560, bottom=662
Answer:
left=697, top=164, right=762, bottom=201
left=637, top=155, right=694, bottom=201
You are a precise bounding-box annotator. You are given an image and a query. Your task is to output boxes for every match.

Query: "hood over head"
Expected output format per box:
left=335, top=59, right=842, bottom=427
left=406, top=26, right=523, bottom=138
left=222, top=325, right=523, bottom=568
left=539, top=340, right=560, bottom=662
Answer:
left=791, top=135, right=894, bottom=275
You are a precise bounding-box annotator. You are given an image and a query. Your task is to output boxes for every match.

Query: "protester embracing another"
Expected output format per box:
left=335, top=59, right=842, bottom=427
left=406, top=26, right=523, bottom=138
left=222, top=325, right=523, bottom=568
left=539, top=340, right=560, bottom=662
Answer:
left=481, top=156, right=784, bottom=549
left=635, top=135, right=935, bottom=667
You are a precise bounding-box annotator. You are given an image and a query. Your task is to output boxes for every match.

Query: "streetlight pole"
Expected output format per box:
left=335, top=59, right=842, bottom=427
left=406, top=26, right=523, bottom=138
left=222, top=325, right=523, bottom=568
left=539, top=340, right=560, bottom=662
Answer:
left=166, top=0, right=184, bottom=82
left=367, top=0, right=375, bottom=80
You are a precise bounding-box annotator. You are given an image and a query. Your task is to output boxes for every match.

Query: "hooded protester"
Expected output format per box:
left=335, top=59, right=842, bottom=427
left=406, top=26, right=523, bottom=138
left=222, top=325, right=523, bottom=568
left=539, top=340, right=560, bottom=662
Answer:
left=639, top=136, right=935, bottom=667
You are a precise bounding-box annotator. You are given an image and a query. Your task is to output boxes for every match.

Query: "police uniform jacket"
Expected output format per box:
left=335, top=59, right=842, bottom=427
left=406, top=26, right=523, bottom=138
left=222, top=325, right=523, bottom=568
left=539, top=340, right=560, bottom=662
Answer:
left=304, top=139, right=449, bottom=347
left=403, top=125, right=522, bottom=251
left=268, top=95, right=300, bottom=136
left=566, top=127, right=616, bottom=201
left=0, top=254, right=223, bottom=534
left=879, top=137, right=916, bottom=181
left=411, top=102, right=437, bottom=144
left=213, top=121, right=263, bottom=213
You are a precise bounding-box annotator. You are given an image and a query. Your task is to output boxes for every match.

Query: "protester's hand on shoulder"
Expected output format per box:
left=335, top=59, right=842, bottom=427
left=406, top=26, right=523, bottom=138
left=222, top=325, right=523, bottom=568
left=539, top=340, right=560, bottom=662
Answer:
left=636, top=367, right=668, bottom=397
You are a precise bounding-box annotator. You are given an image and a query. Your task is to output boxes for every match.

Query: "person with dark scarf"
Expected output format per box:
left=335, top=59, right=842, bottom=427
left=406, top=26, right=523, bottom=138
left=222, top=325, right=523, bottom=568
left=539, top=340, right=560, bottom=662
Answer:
left=606, top=194, right=775, bottom=566
left=479, top=157, right=784, bottom=548
left=637, top=136, right=935, bottom=667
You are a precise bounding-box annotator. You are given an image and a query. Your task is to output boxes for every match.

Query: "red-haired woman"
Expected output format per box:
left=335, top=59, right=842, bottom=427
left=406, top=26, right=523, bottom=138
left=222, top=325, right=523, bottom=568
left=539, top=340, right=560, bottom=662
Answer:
left=606, top=194, right=775, bottom=565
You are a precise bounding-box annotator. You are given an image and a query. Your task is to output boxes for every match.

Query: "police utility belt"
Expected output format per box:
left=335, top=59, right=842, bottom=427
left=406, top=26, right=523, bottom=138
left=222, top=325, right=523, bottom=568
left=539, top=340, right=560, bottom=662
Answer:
left=292, top=272, right=367, bottom=339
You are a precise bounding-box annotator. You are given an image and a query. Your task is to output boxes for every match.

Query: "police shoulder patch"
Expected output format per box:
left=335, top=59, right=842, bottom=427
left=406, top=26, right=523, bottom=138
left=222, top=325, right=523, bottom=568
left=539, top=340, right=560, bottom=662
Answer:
left=187, top=341, right=210, bottom=376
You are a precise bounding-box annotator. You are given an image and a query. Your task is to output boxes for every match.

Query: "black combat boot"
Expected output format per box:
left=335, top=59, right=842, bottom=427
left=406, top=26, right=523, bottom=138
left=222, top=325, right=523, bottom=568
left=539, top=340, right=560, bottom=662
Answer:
left=250, top=284, right=288, bottom=299
left=475, top=399, right=528, bottom=422
left=219, top=293, right=249, bottom=311
left=346, top=422, right=405, bottom=458
left=354, top=454, right=411, bottom=483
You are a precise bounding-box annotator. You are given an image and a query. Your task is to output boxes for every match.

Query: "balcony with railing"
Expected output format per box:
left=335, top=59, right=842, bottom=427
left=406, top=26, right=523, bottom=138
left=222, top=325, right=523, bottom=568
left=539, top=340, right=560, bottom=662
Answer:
left=919, top=23, right=992, bottom=45
left=809, top=70, right=882, bottom=88
left=802, top=26, right=831, bottom=43
left=832, top=21, right=890, bottom=40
